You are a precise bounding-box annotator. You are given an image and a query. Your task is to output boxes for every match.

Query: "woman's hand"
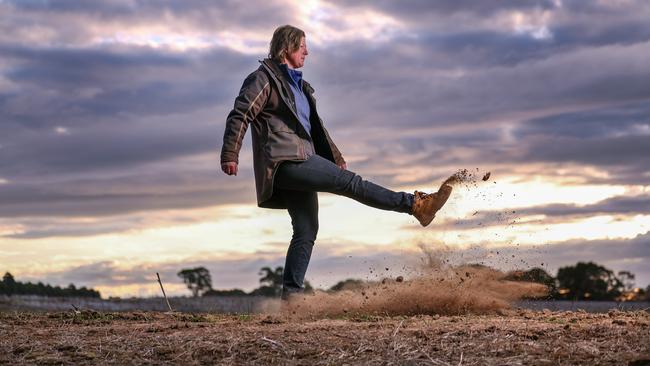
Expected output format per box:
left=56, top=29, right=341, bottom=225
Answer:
left=221, top=161, right=238, bottom=176
left=338, top=162, right=347, bottom=170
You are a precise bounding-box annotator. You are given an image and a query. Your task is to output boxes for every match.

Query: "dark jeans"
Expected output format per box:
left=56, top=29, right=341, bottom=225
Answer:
left=274, top=154, right=414, bottom=299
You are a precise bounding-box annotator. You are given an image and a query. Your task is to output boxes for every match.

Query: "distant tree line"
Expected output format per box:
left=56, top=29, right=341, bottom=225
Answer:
left=0, top=272, right=101, bottom=298
left=181, top=261, right=649, bottom=302
left=327, top=261, right=649, bottom=301
left=177, top=266, right=312, bottom=298
left=505, top=261, right=648, bottom=301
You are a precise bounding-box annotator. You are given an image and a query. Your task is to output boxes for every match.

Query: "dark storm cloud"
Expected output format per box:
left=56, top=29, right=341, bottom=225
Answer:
left=0, top=185, right=250, bottom=221
left=307, top=36, right=650, bottom=134
left=314, top=0, right=650, bottom=83
left=522, top=134, right=650, bottom=167
left=1, top=0, right=650, bottom=223
left=330, top=0, right=650, bottom=32
left=329, top=0, right=556, bottom=17
left=3, top=221, right=141, bottom=239
left=0, top=44, right=253, bottom=129
left=356, top=96, right=650, bottom=188
left=493, top=100, right=650, bottom=183
left=516, top=101, right=650, bottom=139
left=0, top=41, right=260, bottom=188
left=1, top=116, right=230, bottom=177
left=516, top=195, right=650, bottom=218
left=48, top=261, right=153, bottom=285
left=3, top=0, right=288, bottom=33
left=0, top=44, right=257, bottom=180
left=316, top=2, right=650, bottom=132
left=0, top=2, right=272, bottom=223
left=0, top=169, right=255, bottom=219
left=552, top=19, right=650, bottom=49
left=559, top=0, right=650, bottom=15
left=7, top=0, right=136, bottom=14
left=431, top=195, right=650, bottom=232
left=409, top=19, right=650, bottom=68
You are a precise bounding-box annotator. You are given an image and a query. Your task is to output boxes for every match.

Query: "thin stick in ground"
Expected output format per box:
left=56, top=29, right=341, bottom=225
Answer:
left=156, top=272, right=174, bottom=312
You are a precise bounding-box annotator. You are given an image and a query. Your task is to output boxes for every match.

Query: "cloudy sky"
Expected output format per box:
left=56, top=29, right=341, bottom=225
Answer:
left=1, top=0, right=649, bottom=297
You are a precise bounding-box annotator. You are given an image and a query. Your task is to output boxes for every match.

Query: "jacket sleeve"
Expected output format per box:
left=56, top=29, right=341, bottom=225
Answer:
left=220, top=70, right=271, bottom=164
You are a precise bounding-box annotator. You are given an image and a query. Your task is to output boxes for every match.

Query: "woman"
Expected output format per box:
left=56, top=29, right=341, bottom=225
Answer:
left=221, top=25, right=452, bottom=300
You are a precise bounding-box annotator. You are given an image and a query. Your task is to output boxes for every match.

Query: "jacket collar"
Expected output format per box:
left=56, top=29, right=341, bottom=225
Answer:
left=260, top=58, right=314, bottom=95
left=260, top=58, right=285, bottom=83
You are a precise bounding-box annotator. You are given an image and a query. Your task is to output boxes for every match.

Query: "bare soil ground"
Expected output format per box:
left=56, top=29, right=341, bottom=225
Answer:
left=1, top=309, right=648, bottom=365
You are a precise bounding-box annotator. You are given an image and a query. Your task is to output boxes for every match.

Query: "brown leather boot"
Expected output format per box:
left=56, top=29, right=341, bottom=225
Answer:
left=411, top=184, right=453, bottom=227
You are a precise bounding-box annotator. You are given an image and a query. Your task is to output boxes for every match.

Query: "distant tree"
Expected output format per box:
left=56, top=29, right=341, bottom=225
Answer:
left=504, top=267, right=557, bottom=297
left=250, top=266, right=314, bottom=297
left=0, top=272, right=100, bottom=298
left=249, top=285, right=278, bottom=297
left=2, top=272, right=16, bottom=296
left=64, top=284, right=77, bottom=297
left=617, top=271, right=635, bottom=292
left=329, top=278, right=364, bottom=292
left=203, top=288, right=248, bottom=297
left=634, top=287, right=646, bottom=302
left=258, top=266, right=283, bottom=297
left=177, top=267, right=212, bottom=297
left=556, top=262, right=623, bottom=300
left=616, top=271, right=642, bottom=301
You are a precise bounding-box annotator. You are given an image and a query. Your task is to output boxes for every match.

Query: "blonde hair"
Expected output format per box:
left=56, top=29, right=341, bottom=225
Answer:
left=269, top=25, right=305, bottom=62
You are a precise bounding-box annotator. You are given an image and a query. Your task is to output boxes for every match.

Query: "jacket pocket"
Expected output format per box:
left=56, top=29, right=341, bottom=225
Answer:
left=265, top=134, right=302, bottom=159
left=268, top=118, right=297, bottom=133
left=265, top=120, right=302, bottom=159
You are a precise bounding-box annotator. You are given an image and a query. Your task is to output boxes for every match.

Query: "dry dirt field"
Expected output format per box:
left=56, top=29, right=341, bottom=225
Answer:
left=1, top=309, right=649, bottom=365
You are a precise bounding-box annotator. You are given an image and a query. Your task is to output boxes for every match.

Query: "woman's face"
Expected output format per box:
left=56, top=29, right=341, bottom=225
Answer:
left=285, top=37, right=308, bottom=69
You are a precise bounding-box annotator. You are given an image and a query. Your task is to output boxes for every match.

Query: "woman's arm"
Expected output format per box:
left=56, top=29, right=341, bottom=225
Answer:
left=220, top=70, right=271, bottom=174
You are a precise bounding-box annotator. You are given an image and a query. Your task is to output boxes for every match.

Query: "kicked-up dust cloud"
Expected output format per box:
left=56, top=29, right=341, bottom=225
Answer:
left=279, top=244, right=547, bottom=318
